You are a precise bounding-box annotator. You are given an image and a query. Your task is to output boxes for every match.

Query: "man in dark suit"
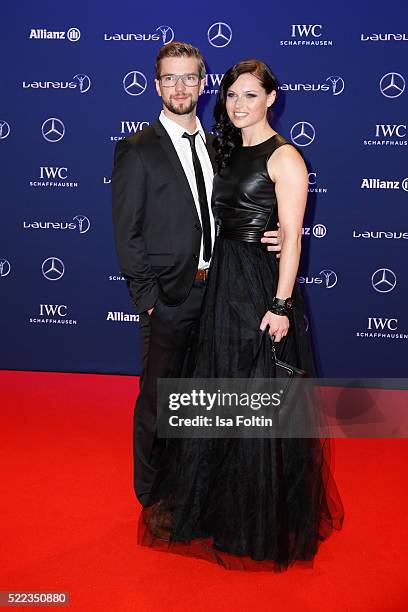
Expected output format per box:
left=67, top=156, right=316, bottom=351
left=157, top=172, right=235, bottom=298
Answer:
left=112, top=42, right=280, bottom=507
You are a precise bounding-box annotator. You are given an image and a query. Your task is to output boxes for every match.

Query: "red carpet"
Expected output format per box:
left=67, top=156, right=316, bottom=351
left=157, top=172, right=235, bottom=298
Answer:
left=1, top=370, right=407, bottom=611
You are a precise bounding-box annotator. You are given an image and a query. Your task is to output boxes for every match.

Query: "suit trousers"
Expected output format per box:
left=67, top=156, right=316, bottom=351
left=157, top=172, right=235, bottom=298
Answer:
left=134, top=280, right=206, bottom=506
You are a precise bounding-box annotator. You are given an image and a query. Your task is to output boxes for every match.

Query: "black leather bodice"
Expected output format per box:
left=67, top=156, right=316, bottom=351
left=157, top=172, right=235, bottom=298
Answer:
left=212, top=134, right=292, bottom=241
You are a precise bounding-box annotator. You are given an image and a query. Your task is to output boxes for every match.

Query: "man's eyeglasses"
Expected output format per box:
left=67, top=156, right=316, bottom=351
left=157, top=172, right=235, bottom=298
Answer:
left=159, top=74, right=201, bottom=87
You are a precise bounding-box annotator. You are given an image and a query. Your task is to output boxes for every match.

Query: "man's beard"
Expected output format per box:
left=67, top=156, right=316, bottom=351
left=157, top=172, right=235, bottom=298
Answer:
left=163, top=95, right=197, bottom=116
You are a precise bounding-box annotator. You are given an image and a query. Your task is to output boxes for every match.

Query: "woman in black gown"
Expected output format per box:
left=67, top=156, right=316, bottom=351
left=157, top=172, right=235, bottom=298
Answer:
left=139, top=60, right=344, bottom=571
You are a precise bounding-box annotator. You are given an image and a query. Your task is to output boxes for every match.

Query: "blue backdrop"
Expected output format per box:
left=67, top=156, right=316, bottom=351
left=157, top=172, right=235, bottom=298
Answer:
left=1, top=0, right=407, bottom=377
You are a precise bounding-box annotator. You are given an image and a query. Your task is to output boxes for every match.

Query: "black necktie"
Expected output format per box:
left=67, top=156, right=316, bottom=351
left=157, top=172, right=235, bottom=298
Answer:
left=182, top=131, right=212, bottom=262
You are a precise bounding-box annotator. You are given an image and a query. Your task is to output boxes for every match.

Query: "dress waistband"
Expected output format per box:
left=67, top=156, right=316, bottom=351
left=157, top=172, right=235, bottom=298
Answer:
left=218, top=226, right=264, bottom=243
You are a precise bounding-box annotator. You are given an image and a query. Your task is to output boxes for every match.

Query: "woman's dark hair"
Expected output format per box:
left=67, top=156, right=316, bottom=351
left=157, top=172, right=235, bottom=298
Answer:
left=213, top=59, right=278, bottom=170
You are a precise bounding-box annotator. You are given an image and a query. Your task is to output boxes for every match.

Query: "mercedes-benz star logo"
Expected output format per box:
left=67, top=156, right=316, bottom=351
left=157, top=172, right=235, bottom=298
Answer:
left=73, top=74, right=91, bottom=93
left=0, top=259, right=11, bottom=277
left=156, top=25, right=175, bottom=44
left=319, top=269, right=337, bottom=289
left=41, top=118, right=65, bottom=143
left=326, top=76, right=345, bottom=95
left=0, top=120, right=10, bottom=139
left=379, top=72, right=405, bottom=99
left=371, top=268, right=397, bottom=293
left=290, top=121, right=315, bottom=147
left=73, top=215, right=91, bottom=234
left=123, top=71, right=147, bottom=96
left=42, top=257, right=65, bottom=281
left=207, top=22, right=232, bottom=48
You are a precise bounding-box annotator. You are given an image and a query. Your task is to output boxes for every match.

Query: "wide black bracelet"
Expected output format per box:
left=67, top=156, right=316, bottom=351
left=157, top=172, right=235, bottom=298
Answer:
left=268, top=297, right=293, bottom=317
left=269, top=305, right=288, bottom=316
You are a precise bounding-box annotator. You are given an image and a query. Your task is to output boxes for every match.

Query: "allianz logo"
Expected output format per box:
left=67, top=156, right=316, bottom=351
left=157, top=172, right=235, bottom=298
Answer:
left=353, top=230, right=408, bottom=240
left=361, top=33, right=408, bottom=42
left=106, top=311, right=139, bottom=322
left=361, top=178, right=408, bottom=191
left=302, top=224, right=327, bottom=238
left=23, top=215, right=90, bottom=234
left=30, top=29, right=65, bottom=39
left=279, top=76, right=344, bottom=95
left=22, top=74, right=91, bottom=93
left=29, top=28, right=80, bottom=42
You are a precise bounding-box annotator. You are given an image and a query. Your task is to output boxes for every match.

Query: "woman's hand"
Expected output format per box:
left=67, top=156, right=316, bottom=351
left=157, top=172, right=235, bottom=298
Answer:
left=260, top=311, right=289, bottom=342
left=261, top=223, right=282, bottom=258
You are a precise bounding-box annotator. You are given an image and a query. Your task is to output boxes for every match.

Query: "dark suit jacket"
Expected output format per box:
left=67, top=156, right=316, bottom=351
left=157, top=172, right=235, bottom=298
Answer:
left=111, top=119, right=216, bottom=314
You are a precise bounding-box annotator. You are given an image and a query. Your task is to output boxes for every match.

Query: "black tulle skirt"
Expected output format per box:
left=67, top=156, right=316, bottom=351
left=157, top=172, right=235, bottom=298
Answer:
left=138, top=238, right=344, bottom=571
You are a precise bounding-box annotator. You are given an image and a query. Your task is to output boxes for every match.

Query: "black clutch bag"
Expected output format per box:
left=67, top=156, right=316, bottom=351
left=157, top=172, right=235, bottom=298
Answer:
left=271, top=341, right=306, bottom=428
left=271, top=341, right=306, bottom=380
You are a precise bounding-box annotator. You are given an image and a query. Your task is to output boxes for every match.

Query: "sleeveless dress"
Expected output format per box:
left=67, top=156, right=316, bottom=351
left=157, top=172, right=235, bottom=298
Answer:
left=139, top=134, right=344, bottom=571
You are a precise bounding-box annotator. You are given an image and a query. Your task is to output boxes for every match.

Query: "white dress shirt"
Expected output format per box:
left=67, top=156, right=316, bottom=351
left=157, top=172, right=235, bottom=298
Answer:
left=159, top=110, right=215, bottom=269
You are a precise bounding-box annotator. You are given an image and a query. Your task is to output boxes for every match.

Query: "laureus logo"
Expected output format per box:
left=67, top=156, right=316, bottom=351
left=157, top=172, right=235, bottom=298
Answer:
left=104, top=25, right=174, bottom=43
left=326, top=76, right=345, bottom=95
left=0, top=120, right=11, bottom=139
left=22, top=74, right=91, bottom=93
left=319, top=269, right=338, bottom=288
left=23, top=215, right=91, bottom=234
left=73, top=74, right=91, bottom=93
left=0, top=259, right=11, bottom=277
left=156, top=26, right=175, bottom=44
left=279, top=76, right=344, bottom=95
left=297, top=269, right=338, bottom=288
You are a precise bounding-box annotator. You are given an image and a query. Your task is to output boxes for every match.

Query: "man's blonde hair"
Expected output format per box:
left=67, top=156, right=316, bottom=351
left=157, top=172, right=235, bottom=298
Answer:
left=155, top=41, right=206, bottom=79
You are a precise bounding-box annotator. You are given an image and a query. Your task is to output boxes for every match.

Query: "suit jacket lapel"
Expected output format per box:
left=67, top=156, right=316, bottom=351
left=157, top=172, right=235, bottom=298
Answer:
left=152, top=120, right=200, bottom=224
left=205, top=132, right=217, bottom=173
